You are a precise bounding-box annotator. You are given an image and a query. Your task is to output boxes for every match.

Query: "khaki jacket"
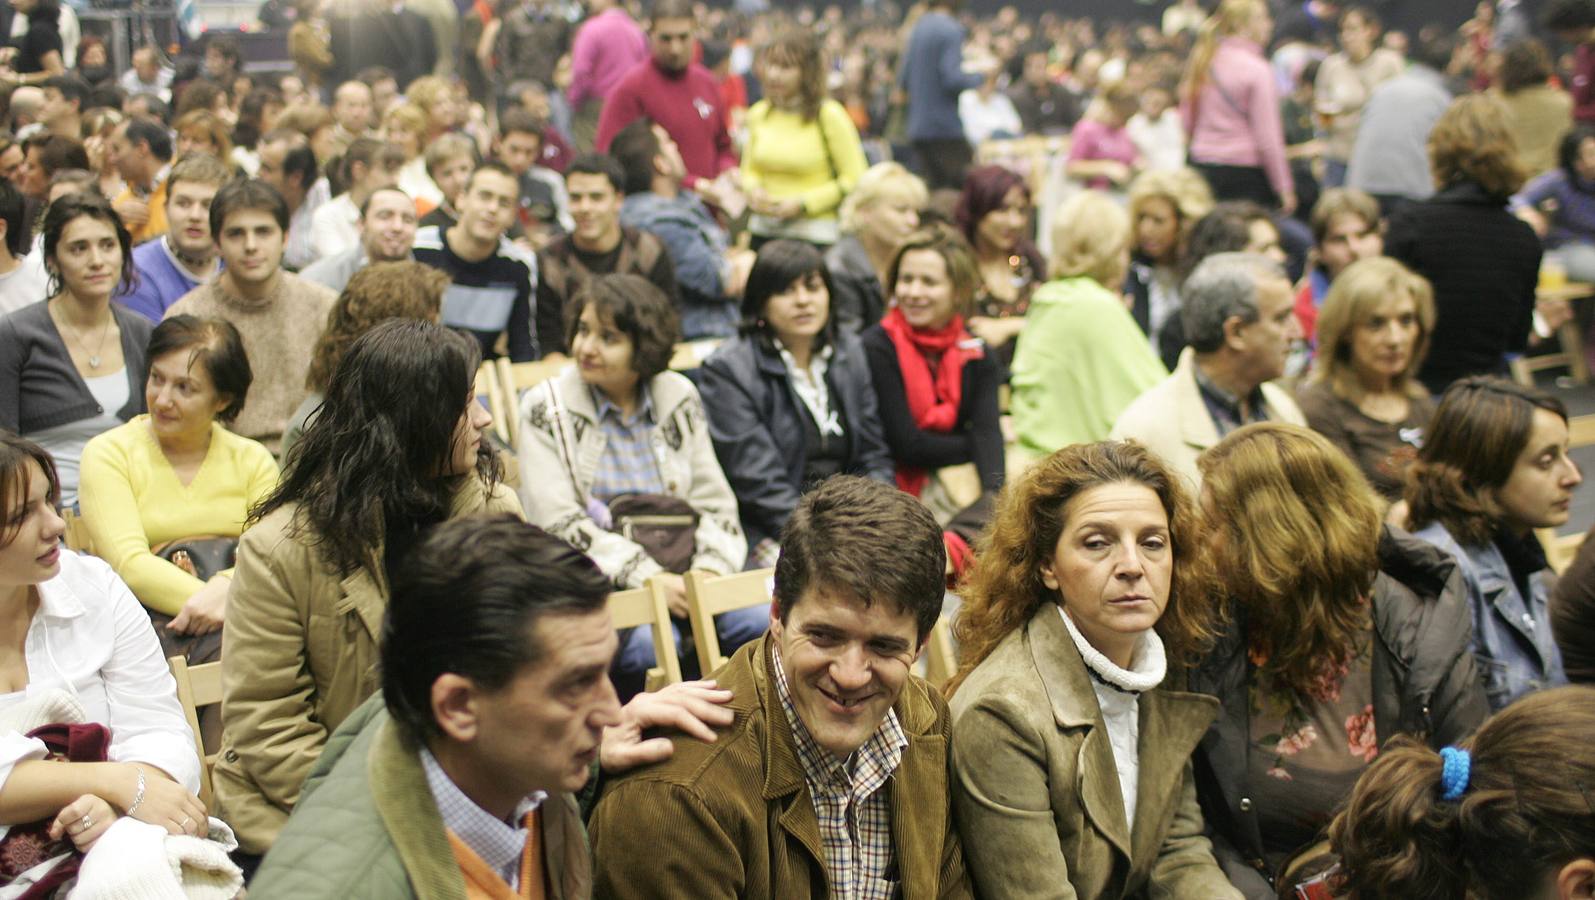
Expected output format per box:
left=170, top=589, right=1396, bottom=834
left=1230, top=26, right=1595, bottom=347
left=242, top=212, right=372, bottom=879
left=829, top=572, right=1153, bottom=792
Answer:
left=215, top=478, right=522, bottom=854
left=1110, top=348, right=1304, bottom=492
left=588, top=634, right=972, bottom=899
left=949, top=606, right=1241, bottom=900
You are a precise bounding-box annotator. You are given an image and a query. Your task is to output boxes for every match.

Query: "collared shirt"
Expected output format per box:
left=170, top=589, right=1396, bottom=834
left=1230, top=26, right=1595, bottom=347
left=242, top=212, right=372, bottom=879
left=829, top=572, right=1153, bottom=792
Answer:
left=771, top=645, right=906, bottom=900
left=419, top=747, right=545, bottom=889
left=777, top=341, right=843, bottom=439
left=1193, top=364, right=1271, bottom=438
left=590, top=383, right=666, bottom=504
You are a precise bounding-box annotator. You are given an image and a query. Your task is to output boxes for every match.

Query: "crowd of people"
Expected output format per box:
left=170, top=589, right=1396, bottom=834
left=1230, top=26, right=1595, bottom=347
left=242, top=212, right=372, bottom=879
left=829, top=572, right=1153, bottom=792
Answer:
left=0, top=0, right=1590, bottom=894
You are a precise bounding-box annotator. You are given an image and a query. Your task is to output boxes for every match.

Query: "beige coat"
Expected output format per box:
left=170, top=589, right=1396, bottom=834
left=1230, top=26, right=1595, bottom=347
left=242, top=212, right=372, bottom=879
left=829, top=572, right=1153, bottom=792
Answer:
left=214, top=478, right=522, bottom=854
left=1110, top=348, right=1304, bottom=491
left=949, top=606, right=1241, bottom=900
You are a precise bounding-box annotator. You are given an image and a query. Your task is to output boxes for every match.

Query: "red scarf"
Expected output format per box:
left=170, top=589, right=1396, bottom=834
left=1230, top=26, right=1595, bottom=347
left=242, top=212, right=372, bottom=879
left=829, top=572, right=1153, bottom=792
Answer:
left=879, top=306, right=980, bottom=496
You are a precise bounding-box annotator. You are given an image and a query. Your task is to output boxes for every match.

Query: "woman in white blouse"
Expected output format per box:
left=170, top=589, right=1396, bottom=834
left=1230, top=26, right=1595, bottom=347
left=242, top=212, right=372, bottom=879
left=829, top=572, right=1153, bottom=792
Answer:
left=0, top=434, right=204, bottom=851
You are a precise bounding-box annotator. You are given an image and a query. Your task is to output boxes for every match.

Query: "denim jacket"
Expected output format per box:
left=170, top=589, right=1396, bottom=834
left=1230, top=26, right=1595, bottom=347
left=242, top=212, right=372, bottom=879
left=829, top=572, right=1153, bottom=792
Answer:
left=1411, top=521, right=1568, bottom=709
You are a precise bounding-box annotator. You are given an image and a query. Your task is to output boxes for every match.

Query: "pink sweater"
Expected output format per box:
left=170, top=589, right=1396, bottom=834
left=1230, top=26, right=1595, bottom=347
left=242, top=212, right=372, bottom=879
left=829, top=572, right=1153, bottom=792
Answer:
left=1183, top=36, right=1291, bottom=200
left=568, top=8, right=648, bottom=108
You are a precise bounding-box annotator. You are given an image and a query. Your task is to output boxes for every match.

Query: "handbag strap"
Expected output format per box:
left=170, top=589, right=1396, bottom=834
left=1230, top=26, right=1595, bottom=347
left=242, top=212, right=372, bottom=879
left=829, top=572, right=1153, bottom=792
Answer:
left=545, top=381, right=586, bottom=505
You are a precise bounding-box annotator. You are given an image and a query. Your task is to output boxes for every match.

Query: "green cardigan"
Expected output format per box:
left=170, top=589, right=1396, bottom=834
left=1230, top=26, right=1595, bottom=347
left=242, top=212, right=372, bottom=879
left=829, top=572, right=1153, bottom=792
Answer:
left=1010, top=277, right=1168, bottom=457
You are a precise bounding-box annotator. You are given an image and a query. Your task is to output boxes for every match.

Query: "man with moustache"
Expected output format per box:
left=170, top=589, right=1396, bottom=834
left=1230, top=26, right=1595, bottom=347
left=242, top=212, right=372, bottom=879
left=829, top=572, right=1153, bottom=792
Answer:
left=301, top=186, right=419, bottom=295
left=118, top=153, right=230, bottom=323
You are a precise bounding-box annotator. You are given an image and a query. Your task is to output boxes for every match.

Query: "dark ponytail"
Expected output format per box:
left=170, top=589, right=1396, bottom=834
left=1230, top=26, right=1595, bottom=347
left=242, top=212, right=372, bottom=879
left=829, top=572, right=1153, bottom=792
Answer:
left=1330, top=685, right=1595, bottom=900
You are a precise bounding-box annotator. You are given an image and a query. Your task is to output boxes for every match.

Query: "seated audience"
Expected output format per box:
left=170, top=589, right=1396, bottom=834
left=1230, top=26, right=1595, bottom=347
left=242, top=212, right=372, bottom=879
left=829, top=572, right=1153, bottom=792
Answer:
left=1512, top=125, right=1595, bottom=283
left=165, top=179, right=337, bottom=453
left=1296, top=257, right=1436, bottom=502
left=249, top=514, right=739, bottom=897
left=1330, top=685, right=1595, bottom=900
left=116, top=152, right=230, bottom=323
left=948, top=441, right=1238, bottom=899
left=1491, top=38, right=1573, bottom=180
left=955, top=165, right=1045, bottom=361
left=0, top=435, right=207, bottom=862
left=861, top=225, right=1006, bottom=517
left=1157, top=200, right=1288, bottom=367
left=1065, top=80, right=1143, bottom=192
left=1405, top=376, right=1577, bottom=709
left=412, top=163, right=539, bottom=362
left=1124, top=167, right=1215, bottom=354
left=590, top=476, right=972, bottom=898
left=1112, top=252, right=1305, bottom=489
left=216, top=319, right=517, bottom=861
left=0, top=180, right=45, bottom=315
left=0, top=192, right=149, bottom=507
left=1010, top=191, right=1167, bottom=457
left=1552, top=523, right=1595, bottom=683
left=699, top=240, right=893, bottom=563
left=1292, top=187, right=1384, bottom=346
left=300, top=186, right=418, bottom=295
left=825, top=162, right=927, bottom=335
left=535, top=154, right=678, bottom=357
left=306, top=137, right=404, bottom=264
left=1387, top=94, right=1540, bottom=394
left=382, top=103, right=438, bottom=210
left=1190, top=422, right=1490, bottom=899
left=79, top=315, right=275, bottom=662
left=231, top=88, right=283, bottom=177
left=415, top=133, right=479, bottom=229
left=612, top=118, right=744, bottom=341
left=255, top=129, right=330, bottom=271
left=495, top=107, right=571, bottom=246
left=107, top=115, right=174, bottom=246
left=172, top=109, right=233, bottom=164
left=517, top=274, right=749, bottom=691
left=282, top=261, right=447, bottom=460
left=17, top=134, right=88, bottom=205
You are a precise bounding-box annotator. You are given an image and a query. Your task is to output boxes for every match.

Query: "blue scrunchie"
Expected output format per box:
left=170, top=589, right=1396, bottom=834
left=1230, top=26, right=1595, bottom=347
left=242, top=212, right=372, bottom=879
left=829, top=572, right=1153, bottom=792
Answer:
left=1439, top=746, right=1471, bottom=802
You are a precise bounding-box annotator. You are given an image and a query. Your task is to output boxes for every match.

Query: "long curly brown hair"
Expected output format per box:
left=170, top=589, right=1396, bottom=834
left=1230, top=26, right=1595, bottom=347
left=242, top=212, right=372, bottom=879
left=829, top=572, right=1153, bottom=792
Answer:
left=946, top=441, right=1218, bottom=696
left=305, top=261, right=447, bottom=393
left=1197, top=423, right=1383, bottom=702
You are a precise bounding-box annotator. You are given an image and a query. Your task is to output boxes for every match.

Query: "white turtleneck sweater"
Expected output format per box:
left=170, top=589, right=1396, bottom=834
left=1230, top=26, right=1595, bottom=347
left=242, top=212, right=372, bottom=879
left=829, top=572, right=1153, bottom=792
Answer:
left=1059, top=606, right=1167, bottom=831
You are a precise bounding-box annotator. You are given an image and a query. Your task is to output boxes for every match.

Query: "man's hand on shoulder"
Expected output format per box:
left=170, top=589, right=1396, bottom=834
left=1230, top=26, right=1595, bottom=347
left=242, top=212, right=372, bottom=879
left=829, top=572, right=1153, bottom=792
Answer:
left=600, top=679, right=735, bottom=773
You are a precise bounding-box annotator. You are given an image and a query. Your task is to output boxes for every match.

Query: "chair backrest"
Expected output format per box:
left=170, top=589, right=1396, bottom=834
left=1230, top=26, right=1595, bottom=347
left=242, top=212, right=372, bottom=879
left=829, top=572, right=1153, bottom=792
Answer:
left=607, top=580, right=682, bottom=688
left=923, top=616, right=958, bottom=690
left=60, top=509, right=92, bottom=554
left=167, top=656, right=223, bottom=809
left=495, top=356, right=567, bottom=451
left=668, top=339, right=724, bottom=371
left=476, top=361, right=510, bottom=446
left=685, top=568, right=775, bottom=673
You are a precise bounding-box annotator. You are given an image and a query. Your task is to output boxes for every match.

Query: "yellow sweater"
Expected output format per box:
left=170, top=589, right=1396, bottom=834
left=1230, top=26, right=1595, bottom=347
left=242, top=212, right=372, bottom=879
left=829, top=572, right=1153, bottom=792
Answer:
left=741, top=98, right=869, bottom=219
left=79, top=416, right=280, bottom=616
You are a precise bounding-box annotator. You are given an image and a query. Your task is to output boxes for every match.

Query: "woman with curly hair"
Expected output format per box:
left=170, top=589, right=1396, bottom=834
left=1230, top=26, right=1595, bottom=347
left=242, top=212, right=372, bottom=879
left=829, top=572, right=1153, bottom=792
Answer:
left=1188, top=422, right=1489, bottom=899
left=948, top=440, right=1238, bottom=899
left=1328, top=684, right=1595, bottom=900
left=1386, top=93, right=1542, bottom=394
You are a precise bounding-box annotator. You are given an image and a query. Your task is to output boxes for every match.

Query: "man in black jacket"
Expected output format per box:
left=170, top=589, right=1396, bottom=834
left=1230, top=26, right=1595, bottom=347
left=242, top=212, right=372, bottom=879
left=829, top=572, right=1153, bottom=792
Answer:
left=328, top=0, right=436, bottom=90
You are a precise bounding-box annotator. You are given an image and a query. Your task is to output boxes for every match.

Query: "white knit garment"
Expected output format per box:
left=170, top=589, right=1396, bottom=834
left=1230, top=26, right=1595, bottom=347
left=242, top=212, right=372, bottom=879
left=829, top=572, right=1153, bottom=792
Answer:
left=70, top=816, right=243, bottom=899
left=1059, top=607, right=1167, bottom=831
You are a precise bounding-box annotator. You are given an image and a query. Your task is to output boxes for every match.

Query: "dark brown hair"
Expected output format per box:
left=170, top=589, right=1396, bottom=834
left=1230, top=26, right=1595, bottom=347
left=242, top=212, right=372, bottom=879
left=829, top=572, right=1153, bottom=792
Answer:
left=759, top=28, right=826, bottom=122
left=563, top=273, right=681, bottom=381
left=147, top=315, right=253, bottom=424
left=0, top=434, right=58, bottom=548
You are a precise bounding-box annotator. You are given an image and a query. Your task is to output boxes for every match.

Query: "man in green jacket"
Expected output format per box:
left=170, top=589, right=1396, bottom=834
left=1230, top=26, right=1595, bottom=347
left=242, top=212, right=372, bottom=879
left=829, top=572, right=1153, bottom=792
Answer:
left=588, top=476, right=973, bottom=899
left=249, top=514, right=734, bottom=898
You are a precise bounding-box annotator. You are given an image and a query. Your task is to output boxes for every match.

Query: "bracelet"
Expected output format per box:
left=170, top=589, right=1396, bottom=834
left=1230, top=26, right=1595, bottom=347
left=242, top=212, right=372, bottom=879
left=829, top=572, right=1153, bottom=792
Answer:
left=126, top=768, right=146, bottom=816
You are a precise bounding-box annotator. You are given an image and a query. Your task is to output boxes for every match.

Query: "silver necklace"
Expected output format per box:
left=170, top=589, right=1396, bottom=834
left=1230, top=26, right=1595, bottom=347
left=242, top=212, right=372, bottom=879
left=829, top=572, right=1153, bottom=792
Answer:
left=53, top=301, right=113, bottom=370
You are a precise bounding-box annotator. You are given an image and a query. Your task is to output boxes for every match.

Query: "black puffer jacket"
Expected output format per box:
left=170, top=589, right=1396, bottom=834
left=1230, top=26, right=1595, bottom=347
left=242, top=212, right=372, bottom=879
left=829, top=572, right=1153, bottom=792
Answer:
left=1185, top=525, right=1490, bottom=898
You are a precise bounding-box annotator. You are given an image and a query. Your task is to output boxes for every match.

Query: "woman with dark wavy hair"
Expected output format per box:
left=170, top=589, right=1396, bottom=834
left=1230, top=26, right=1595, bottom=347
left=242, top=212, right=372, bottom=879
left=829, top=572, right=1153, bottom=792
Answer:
left=214, top=318, right=514, bottom=862
left=953, top=164, right=1045, bottom=358
left=1190, top=422, right=1489, bottom=898
left=949, top=440, right=1236, bottom=898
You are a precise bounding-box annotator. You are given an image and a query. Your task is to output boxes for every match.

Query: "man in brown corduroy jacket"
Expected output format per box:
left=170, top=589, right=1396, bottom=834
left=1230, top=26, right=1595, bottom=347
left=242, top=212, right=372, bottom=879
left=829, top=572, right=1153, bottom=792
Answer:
left=588, top=476, right=972, bottom=899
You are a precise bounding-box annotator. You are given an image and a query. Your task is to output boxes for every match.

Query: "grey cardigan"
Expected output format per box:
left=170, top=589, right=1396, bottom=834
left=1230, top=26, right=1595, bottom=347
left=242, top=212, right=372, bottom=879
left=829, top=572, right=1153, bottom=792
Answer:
left=0, top=301, right=150, bottom=434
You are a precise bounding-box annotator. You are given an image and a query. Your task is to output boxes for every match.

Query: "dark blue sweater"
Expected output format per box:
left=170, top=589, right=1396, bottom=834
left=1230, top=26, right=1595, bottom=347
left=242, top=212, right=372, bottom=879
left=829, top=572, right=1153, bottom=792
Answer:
left=898, top=11, right=984, bottom=142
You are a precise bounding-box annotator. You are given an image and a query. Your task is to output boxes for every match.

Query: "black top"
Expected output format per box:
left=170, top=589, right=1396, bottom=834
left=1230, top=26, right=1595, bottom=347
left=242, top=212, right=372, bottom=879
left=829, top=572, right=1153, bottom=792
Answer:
left=411, top=225, right=538, bottom=362
left=859, top=323, right=1006, bottom=492
left=1386, top=180, right=1542, bottom=395
left=11, top=16, right=60, bottom=74
left=533, top=230, right=678, bottom=356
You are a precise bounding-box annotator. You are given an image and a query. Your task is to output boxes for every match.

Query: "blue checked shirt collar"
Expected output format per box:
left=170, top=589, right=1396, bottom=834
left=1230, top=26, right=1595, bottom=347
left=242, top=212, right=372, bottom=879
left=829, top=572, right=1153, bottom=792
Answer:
left=419, top=747, right=545, bottom=888
left=590, top=383, right=656, bottom=428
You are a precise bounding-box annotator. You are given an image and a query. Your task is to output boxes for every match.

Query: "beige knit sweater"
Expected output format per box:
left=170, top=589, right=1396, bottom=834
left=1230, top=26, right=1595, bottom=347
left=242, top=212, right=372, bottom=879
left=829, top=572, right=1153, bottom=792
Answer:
left=166, top=272, right=336, bottom=454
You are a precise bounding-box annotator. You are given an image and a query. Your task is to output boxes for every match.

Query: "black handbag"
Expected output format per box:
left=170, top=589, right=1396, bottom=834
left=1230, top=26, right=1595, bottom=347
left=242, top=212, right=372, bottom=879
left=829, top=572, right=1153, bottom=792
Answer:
left=152, top=536, right=238, bottom=582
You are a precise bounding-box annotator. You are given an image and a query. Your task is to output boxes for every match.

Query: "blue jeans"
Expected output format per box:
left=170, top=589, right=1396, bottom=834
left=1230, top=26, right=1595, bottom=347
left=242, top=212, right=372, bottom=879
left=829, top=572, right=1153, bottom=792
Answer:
left=615, top=602, right=771, bottom=682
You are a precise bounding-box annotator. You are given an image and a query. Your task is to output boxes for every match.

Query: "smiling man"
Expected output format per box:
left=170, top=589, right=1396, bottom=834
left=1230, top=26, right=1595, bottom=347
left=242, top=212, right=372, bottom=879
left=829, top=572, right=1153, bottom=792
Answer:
left=301, top=185, right=418, bottom=295
left=117, top=153, right=230, bottom=323
left=589, top=475, right=973, bottom=899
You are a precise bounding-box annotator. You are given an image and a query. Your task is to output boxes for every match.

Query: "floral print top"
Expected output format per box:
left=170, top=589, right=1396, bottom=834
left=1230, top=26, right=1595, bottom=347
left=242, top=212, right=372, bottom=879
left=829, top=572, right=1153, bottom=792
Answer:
left=1244, top=622, right=1378, bottom=861
left=973, top=252, right=1040, bottom=321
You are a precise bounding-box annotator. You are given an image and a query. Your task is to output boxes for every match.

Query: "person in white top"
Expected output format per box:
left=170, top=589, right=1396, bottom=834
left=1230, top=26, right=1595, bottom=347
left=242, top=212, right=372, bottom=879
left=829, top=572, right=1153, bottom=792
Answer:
left=959, top=67, right=1024, bottom=148
left=306, top=138, right=404, bottom=265
left=0, top=434, right=205, bottom=854
left=0, top=179, right=47, bottom=315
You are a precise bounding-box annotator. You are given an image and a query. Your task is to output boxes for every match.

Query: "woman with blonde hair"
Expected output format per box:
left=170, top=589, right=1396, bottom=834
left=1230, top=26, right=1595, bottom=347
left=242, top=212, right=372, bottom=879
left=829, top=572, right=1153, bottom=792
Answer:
left=173, top=109, right=235, bottom=165
left=949, top=440, right=1238, bottom=899
left=1010, top=190, right=1168, bottom=459
left=826, top=161, right=927, bottom=333
left=1189, top=422, right=1489, bottom=898
left=380, top=102, right=438, bottom=206
left=1125, top=167, right=1216, bottom=350
left=742, top=28, right=868, bottom=248
left=1181, top=0, right=1295, bottom=214
left=1388, top=94, right=1541, bottom=393
left=404, top=75, right=463, bottom=146
left=1296, top=257, right=1435, bottom=500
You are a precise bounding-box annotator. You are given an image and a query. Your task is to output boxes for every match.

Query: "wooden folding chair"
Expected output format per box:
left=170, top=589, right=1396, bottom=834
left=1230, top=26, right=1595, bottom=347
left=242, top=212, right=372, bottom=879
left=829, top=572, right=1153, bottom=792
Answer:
left=60, top=509, right=92, bottom=554
left=495, top=357, right=568, bottom=451
left=608, top=580, right=682, bottom=690
left=475, top=361, right=509, bottom=446
left=685, top=568, right=775, bottom=674
left=167, top=656, right=224, bottom=809
left=923, top=616, right=958, bottom=690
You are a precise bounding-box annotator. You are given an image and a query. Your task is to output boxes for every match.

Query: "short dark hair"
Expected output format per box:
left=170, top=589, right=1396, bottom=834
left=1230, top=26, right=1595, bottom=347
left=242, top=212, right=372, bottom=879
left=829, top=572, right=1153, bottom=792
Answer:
left=1561, top=124, right=1595, bottom=178
left=381, top=514, right=611, bottom=747
left=1544, top=0, right=1595, bottom=31
left=124, top=115, right=174, bottom=162
left=146, top=315, right=253, bottom=423
left=262, top=128, right=318, bottom=188
left=1410, top=32, right=1458, bottom=72
left=1498, top=39, right=1555, bottom=93
left=42, top=191, right=134, bottom=296
left=649, top=0, right=693, bottom=24
left=42, top=74, right=89, bottom=110
left=0, top=180, right=27, bottom=257
left=609, top=118, right=660, bottom=195
left=0, top=434, right=58, bottom=549
left=563, top=273, right=680, bottom=381
left=209, top=178, right=290, bottom=239
left=566, top=153, right=624, bottom=195
left=1181, top=200, right=1275, bottom=282
left=125, top=93, right=171, bottom=125
left=26, top=135, right=89, bottom=179
left=498, top=107, right=544, bottom=142
left=357, top=66, right=397, bottom=88
left=741, top=239, right=837, bottom=351
left=774, top=475, right=946, bottom=641
left=206, top=35, right=242, bottom=68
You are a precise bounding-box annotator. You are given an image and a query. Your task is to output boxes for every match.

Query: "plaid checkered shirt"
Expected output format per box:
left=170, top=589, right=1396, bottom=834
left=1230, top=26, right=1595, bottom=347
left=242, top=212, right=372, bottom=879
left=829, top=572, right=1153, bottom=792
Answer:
left=419, top=747, right=546, bottom=888
left=589, top=383, right=667, bottom=504
left=771, top=645, right=908, bottom=900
